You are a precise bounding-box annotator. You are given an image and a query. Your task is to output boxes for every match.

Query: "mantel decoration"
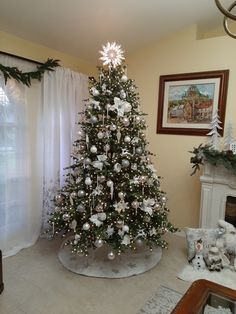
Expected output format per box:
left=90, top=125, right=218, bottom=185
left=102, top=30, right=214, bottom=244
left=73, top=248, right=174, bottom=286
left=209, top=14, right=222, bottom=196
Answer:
left=0, top=58, right=60, bottom=86
left=190, top=144, right=236, bottom=176
left=190, top=113, right=236, bottom=175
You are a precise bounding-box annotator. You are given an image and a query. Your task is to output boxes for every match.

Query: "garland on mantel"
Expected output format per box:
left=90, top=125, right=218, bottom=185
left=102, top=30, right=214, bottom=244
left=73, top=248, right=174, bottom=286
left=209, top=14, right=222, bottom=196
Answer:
left=0, top=58, right=60, bottom=87
left=190, top=144, right=236, bottom=176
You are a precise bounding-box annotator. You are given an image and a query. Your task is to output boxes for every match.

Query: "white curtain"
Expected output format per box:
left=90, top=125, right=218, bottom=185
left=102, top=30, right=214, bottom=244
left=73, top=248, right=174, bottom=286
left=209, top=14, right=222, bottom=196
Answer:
left=42, top=67, right=88, bottom=230
left=0, top=56, right=43, bottom=257
left=0, top=57, right=88, bottom=255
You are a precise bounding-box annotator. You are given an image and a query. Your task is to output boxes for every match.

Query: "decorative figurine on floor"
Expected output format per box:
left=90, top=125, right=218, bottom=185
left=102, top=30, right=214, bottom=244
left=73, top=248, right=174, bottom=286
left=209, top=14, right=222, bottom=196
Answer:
left=189, top=239, right=207, bottom=270
left=216, top=219, right=236, bottom=271
left=205, top=245, right=223, bottom=272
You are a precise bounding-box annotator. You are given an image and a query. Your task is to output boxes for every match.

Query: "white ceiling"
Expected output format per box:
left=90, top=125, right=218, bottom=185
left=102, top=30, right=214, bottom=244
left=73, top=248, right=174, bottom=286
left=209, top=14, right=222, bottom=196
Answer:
left=0, top=0, right=231, bottom=64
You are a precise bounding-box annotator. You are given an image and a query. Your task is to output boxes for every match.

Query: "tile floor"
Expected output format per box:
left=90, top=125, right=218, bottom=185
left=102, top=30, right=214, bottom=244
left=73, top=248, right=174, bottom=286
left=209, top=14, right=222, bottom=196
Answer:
left=0, top=234, right=191, bottom=314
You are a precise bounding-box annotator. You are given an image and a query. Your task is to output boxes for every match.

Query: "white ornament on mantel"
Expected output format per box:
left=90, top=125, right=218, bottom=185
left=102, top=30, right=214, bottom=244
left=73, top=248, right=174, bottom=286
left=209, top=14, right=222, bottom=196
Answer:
left=230, top=141, right=236, bottom=154
left=207, top=110, right=222, bottom=150
left=224, top=120, right=235, bottom=150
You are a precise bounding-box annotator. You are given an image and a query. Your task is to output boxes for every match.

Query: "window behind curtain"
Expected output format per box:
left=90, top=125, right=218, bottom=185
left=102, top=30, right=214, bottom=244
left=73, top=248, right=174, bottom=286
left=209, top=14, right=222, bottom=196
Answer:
left=0, top=56, right=43, bottom=257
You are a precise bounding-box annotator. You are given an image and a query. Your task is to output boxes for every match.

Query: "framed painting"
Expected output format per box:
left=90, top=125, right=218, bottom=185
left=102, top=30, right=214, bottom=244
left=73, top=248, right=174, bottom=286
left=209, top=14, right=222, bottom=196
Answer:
left=156, top=70, right=229, bottom=136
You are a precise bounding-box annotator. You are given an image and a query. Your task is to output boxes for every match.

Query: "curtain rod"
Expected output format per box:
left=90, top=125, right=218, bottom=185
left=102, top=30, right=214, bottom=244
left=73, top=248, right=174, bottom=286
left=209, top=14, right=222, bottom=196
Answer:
left=0, top=51, right=43, bottom=65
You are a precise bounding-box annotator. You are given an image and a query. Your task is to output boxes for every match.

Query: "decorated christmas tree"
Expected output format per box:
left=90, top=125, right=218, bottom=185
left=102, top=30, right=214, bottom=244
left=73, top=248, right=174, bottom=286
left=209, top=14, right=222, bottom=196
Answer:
left=49, top=42, right=176, bottom=259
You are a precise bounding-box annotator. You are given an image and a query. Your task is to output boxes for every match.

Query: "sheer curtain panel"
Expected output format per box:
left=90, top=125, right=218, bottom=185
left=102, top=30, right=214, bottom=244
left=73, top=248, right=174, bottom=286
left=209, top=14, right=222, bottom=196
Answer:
left=42, top=67, right=88, bottom=230
left=0, top=56, right=43, bottom=257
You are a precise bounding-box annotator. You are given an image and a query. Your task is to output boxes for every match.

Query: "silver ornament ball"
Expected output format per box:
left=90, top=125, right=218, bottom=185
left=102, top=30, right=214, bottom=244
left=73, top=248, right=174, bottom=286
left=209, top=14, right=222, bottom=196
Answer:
left=84, top=157, right=91, bottom=165
left=123, top=117, right=130, bottom=126
left=110, top=124, right=117, bottom=131
left=55, top=194, right=63, bottom=204
left=123, top=225, right=129, bottom=232
left=90, top=116, right=98, bottom=124
left=122, top=159, right=130, bottom=168
left=77, top=130, right=84, bottom=138
left=62, top=213, right=70, bottom=221
left=121, top=74, right=128, bottom=82
left=118, top=191, right=125, bottom=199
left=135, top=116, right=141, bottom=123
left=97, top=131, right=104, bottom=139
left=124, top=135, right=131, bottom=143
left=85, top=177, right=92, bottom=185
left=90, top=145, right=97, bottom=153
left=107, top=251, right=115, bottom=260
left=104, top=144, right=110, bottom=152
left=107, top=180, right=113, bottom=187
left=136, top=147, right=142, bottom=154
left=82, top=222, right=90, bottom=231
left=78, top=190, right=85, bottom=197
left=95, top=239, right=104, bottom=248
left=135, top=238, right=144, bottom=247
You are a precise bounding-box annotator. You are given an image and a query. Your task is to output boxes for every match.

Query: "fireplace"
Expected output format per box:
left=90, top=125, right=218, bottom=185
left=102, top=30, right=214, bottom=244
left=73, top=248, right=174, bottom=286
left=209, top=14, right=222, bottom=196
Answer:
left=199, top=163, right=236, bottom=228
left=225, top=196, right=236, bottom=227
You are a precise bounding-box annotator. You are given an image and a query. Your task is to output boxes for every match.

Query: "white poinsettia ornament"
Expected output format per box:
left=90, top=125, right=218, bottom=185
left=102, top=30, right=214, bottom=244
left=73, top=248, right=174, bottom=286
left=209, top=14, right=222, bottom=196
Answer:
left=99, top=42, right=125, bottom=67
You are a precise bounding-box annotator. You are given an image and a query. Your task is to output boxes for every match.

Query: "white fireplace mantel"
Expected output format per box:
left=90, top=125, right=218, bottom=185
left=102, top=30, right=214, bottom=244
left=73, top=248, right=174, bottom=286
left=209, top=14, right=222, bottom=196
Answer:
left=200, top=163, right=236, bottom=228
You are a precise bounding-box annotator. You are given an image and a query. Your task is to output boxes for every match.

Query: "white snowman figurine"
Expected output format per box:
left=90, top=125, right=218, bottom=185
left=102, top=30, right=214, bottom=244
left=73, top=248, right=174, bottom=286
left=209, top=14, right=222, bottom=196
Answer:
left=190, top=239, right=206, bottom=271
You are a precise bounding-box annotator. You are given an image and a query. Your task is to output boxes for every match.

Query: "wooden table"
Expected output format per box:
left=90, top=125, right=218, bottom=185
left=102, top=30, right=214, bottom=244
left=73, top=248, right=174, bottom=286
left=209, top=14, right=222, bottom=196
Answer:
left=0, top=250, right=3, bottom=294
left=171, top=279, right=236, bottom=314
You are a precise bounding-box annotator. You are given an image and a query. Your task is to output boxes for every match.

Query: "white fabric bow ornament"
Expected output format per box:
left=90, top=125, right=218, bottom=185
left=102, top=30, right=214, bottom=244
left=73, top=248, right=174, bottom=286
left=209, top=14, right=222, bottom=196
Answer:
left=92, top=155, right=109, bottom=170
left=106, top=225, right=114, bottom=237
left=140, top=198, right=155, bottom=215
left=88, top=99, right=101, bottom=110
left=91, top=185, right=103, bottom=196
left=89, top=214, right=103, bottom=227
left=112, top=97, right=131, bottom=117
left=149, top=227, right=157, bottom=236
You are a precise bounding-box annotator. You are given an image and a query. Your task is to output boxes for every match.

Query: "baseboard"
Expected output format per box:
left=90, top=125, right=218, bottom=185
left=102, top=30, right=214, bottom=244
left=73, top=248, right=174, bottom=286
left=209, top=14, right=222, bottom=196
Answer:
left=174, top=229, right=185, bottom=237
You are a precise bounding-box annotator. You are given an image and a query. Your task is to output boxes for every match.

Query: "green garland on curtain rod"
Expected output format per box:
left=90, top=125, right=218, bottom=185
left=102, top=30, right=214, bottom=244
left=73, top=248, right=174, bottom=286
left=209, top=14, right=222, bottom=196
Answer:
left=0, top=58, right=60, bottom=87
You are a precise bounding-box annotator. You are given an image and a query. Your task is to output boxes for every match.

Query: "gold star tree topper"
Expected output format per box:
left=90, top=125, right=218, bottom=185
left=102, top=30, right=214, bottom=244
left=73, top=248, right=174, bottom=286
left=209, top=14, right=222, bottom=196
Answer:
left=99, top=42, right=125, bottom=67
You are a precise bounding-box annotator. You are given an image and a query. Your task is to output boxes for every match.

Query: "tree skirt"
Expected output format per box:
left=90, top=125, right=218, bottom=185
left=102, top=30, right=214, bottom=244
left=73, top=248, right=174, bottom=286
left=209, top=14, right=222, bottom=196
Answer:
left=177, top=264, right=236, bottom=290
left=58, top=239, right=162, bottom=278
left=137, top=286, right=182, bottom=314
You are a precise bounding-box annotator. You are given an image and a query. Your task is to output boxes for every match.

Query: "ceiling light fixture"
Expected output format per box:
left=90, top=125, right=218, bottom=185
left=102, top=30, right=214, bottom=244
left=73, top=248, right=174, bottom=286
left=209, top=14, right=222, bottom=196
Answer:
left=215, top=0, right=236, bottom=38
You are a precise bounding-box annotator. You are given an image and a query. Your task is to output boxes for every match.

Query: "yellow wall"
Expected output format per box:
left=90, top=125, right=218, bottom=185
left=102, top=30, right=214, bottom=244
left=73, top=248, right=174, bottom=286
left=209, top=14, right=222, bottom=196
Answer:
left=0, top=30, right=96, bottom=75
left=127, top=25, right=236, bottom=228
